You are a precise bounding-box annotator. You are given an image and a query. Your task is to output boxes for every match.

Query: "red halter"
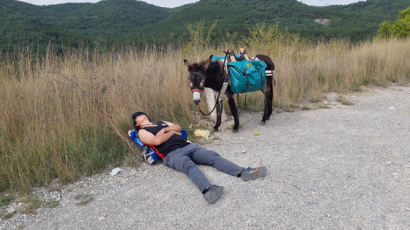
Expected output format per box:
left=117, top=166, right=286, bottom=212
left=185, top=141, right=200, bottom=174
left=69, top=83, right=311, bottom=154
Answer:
left=191, top=89, right=203, bottom=92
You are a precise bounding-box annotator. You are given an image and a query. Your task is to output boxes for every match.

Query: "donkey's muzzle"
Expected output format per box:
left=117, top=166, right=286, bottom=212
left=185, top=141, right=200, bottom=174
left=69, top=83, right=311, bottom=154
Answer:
left=193, top=99, right=200, bottom=105
left=192, top=91, right=201, bottom=105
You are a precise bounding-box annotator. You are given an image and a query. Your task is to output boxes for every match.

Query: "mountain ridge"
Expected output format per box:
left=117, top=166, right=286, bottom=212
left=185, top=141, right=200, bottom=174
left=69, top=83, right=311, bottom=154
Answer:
left=0, top=0, right=408, bottom=51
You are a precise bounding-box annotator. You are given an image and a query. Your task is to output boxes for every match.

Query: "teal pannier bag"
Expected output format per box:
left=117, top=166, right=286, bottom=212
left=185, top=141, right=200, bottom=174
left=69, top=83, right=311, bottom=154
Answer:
left=228, top=60, right=267, bottom=93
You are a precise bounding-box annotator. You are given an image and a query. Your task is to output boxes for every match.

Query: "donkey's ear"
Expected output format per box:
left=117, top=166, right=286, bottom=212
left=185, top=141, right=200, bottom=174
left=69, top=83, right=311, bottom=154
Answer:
left=184, top=59, right=189, bottom=67
left=184, top=59, right=193, bottom=72
left=202, top=55, right=213, bottom=70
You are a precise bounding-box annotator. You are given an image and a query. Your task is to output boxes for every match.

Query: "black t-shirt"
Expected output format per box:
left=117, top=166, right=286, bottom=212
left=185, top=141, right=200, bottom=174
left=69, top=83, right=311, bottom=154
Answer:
left=142, top=121, right=189, bottom=157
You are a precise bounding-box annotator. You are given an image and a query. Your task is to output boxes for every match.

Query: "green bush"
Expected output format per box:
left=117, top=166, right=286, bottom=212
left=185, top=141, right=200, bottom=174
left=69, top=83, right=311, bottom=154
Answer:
left=377, top=6, right=410, bottom=38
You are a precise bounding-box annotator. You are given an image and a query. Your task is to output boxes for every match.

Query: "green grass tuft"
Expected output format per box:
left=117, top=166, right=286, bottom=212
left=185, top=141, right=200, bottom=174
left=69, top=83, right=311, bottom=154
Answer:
left=19, top=194, right=41, bottom=214
left=0, top=194, right=13, bottom=207
left=319, top=104, right=331, bottom=109
left=74, top=194, right=94, bottom=206
left=44, top=200, right=59, bottom=208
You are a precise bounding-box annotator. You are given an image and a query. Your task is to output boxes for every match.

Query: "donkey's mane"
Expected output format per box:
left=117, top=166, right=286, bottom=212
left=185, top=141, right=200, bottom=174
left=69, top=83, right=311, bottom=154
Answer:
left=204, top=61, right=224, bottom=91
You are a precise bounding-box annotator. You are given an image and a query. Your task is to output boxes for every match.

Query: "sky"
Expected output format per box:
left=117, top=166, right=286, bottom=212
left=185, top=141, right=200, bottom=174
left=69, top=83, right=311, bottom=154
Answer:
left=19, top=0, right=366, bottom=8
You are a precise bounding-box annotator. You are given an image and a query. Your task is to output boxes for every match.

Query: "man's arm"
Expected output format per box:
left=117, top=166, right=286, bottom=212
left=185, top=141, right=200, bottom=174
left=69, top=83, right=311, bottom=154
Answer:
left=163, top=121, right=182, bottom=132
left=138, top=129, right=177, bottom=146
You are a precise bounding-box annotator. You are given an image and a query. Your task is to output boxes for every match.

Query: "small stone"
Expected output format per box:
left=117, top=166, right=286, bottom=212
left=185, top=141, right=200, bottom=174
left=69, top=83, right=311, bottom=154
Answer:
left=7, top=206, right=16, bottom=214
left=98, top=216, right=105, bottom=221
left=246, top=220, right=252, bottom=226
left=110, top=168, right=123, bottom=176
left=241, top=150, right=246, bottom=154
left=389, top=106, right=396, bottom=110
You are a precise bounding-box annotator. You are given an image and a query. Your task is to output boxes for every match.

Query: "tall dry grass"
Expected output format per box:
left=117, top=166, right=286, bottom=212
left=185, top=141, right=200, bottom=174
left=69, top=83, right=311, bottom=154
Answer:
left=240, top=37, right=410, bottom=110
left=0, top=46, right=197, bottom=192
left=1, top=35, right=409, bottom=192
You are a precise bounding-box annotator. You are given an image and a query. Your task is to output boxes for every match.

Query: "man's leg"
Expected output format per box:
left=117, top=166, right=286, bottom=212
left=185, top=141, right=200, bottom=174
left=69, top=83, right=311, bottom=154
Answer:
left=189, top=144, right=245, bottom=177
left=163, top=146, right=211, bottom=193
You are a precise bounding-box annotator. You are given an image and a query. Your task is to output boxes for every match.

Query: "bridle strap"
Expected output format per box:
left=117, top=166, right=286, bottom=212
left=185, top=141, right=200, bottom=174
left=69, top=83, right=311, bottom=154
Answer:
left=197, top=89, right=221, bottom=116
left=191, top=89, right=203, bottom=92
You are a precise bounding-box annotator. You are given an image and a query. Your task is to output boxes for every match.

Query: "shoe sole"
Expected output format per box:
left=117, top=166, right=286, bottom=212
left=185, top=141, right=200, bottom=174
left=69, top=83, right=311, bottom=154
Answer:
left=242, top=166, right=267, bottom=181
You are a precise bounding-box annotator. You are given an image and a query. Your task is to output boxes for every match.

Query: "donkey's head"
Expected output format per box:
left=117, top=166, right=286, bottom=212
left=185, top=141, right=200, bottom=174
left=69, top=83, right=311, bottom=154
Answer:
left=184, top=55, right=212, bottom=105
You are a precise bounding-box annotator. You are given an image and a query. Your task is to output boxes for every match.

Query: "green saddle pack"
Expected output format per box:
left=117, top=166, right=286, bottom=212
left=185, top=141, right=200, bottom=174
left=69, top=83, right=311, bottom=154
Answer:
left=211, top=55, right=267, bottom=93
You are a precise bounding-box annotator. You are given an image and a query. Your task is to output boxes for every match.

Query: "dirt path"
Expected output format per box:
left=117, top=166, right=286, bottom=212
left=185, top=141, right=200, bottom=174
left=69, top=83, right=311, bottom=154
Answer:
left=2, top=86, right=410, bottom=230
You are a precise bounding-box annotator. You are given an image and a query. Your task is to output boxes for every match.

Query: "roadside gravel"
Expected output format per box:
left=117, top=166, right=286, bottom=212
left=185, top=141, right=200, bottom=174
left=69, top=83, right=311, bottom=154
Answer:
left=2, top=86, right=410, bottom=230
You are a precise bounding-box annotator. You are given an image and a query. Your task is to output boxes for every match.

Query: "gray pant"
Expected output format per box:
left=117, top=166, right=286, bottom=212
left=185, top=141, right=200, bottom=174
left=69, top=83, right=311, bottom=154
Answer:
left=163, top=144, right=245, bottom=193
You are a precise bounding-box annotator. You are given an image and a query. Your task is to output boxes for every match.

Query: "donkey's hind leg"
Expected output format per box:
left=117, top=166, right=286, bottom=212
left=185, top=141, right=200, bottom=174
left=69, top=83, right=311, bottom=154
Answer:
left=256, top=54, right=275, bottom=124
left=267, top=76, right=274, bottom=119
left=261, top=76, right=274, bottom=124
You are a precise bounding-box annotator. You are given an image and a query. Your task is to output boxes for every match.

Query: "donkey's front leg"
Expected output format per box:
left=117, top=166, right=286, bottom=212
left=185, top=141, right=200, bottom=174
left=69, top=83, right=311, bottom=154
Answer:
left=213, top=99, right=223, bottom=131
left=227, top=92, right=239, bottom=132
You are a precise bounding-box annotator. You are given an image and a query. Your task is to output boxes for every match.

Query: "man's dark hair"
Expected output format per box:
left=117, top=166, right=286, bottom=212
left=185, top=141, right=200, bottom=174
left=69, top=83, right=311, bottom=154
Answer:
left=131, top=112, right=151, bottom=131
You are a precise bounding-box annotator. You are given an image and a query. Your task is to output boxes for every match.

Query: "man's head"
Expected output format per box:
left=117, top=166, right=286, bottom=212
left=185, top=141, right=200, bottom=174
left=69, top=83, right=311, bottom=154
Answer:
left=132, top=112, right=151, bottom=130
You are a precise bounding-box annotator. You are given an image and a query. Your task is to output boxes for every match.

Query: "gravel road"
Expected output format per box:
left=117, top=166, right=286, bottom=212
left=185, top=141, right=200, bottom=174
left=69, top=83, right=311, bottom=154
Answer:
left=2, top=86, right=410, bottom=230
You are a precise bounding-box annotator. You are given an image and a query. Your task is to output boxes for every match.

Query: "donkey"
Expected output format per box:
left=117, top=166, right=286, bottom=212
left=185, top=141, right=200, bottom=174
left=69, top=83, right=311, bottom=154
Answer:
left=184, top=54, right=275, bottom=132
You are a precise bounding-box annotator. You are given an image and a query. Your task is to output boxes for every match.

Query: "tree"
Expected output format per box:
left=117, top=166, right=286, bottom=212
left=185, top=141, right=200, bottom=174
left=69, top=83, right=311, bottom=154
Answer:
left=393, top=6, right=410, bottom=37
left=377, top=21, right=392, bottom=39
left=377, top=6, right=410, bottom=38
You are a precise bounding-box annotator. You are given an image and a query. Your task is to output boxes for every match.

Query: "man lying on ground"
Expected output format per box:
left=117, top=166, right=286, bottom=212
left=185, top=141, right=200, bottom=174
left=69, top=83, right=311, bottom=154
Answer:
left=132, top=112, right=266, bottom=204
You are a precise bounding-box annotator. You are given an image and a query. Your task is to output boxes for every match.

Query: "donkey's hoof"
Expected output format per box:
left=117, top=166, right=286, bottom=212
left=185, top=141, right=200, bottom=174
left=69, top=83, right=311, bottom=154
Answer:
left=261, top=120, right=266, bottom=125
left=232, top=127, right=239, bottom=133
left=213, top=127, right=219, bottom=132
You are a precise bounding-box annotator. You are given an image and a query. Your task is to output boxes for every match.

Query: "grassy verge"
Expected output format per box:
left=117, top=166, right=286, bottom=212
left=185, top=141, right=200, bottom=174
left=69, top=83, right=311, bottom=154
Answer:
left=0, top=35, right=409, bottom=193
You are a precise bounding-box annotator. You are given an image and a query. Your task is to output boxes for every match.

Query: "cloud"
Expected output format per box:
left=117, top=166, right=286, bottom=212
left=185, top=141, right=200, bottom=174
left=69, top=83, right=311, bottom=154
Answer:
left=298, top=0, right=365, bottom=6
left=18, top=0, right=199, bottom=7
left=19, top=0, right=99, bottom=5
left=20, top=0, right=365, bottom=7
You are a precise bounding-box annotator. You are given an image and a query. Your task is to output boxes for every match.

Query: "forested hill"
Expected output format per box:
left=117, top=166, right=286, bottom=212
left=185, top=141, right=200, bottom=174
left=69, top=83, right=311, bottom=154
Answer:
left=0, top=0, right=408, bottom=51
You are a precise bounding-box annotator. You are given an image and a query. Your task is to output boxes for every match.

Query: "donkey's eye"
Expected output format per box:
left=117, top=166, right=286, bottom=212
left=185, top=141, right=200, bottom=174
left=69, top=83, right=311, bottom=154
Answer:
left=189, top=81, right=193, bottom=88
left=199, top=80, right=205, bottom=88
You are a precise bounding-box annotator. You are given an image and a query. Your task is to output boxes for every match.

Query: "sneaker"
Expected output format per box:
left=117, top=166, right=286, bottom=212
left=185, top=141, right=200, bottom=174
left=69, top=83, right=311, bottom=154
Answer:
left=240, top=166, right=267, bottom=181
left=203, top=185, right=224, bottom=204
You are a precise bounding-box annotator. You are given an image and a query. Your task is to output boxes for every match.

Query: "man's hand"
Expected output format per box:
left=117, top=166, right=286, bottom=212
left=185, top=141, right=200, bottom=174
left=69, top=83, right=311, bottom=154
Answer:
left=157, top=129, right=166, bottom=135
left=163, top=121, right=182, bottom=132
left=162, top=127, right=182, bottom=136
